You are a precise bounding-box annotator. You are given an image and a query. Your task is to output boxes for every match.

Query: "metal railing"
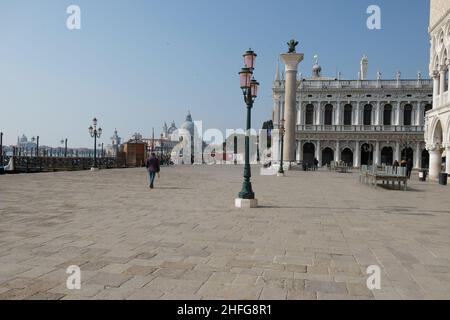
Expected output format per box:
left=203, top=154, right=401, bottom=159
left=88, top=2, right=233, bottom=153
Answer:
left=1, top=156, right=126, bottom=173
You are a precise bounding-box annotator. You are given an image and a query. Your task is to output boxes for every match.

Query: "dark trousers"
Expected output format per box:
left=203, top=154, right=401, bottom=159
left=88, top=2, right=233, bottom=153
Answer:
left=148, top=171, right=156, bottom=186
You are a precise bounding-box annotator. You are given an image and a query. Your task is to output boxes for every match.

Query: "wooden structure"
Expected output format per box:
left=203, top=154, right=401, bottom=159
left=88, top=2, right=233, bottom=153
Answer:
left=123, top=142, right=147, bottom=167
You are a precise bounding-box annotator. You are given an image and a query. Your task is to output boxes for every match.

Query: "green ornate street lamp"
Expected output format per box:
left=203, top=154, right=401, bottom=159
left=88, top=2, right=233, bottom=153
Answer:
left=88, top=118, right=102, bottom=170
left=237, top=49, right=259, bottom=201
left=278, top=118, right=286, bottom=176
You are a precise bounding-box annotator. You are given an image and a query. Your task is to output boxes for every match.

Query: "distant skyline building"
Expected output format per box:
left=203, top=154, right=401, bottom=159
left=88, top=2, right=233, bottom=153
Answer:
left=272, top=55, right=433, bottom=168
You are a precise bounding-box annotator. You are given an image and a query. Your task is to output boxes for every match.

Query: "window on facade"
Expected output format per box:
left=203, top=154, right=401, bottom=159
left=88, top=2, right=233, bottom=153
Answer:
left=363, top=104, right=372, bottom=126
left=324, top=104, right=333, bottom=125
left=446, top=69, right=449, bottom=92
left=344, top=104, right=352, bottom=125
left=305, top=104, right=314, bottom=125
left=424, top=104, right=432, bottom=117
left=404, top=104, right=413, bottom=126
left=383, top=104, right=392, bottom=125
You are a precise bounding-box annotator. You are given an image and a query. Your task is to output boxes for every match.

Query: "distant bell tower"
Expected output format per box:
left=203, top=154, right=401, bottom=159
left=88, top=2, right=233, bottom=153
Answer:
left=360, top=55, right=369, bottom=80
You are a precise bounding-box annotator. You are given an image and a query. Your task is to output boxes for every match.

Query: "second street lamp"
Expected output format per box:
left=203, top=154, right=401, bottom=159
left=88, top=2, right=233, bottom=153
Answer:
left=236, top=49, right=259, bottom=209
left=61, top=139, right=68, bottom=157
left=278, top=119, right=286, bottom=176
left=88, top=118, right=102, bottom=170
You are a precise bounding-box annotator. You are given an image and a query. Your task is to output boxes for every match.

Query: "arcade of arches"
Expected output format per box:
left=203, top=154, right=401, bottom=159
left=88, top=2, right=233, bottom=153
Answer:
left=297, top=140, right=428, bottom=168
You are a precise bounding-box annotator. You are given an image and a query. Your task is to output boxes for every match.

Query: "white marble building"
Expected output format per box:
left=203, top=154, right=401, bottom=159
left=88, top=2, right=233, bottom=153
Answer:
left=424, top=0, right=450, bottom=180
left=272, top=56, right=433, bottom=169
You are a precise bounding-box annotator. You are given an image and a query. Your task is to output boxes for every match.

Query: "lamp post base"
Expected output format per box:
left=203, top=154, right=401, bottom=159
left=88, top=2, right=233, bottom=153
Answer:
left=235, top=198, right=258, bottom=208
left=277, top=172, right=285, bottom=177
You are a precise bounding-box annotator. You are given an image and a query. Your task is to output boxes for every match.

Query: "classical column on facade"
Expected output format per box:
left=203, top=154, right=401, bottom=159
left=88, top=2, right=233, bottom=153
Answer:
left=273, top=96, right=281, bottom=128
left=333, top=102, right=341, bottom=126
left=354, top=102, right=360, bottom=125
left=354, top=141, right=360, bottom=168
left=414, top=142, right=421, bottom=169
left=271, top=129, right=281, bottom=162
left=446, top=58, right=450, bottom=92
left=395, top=102, right=401, bottom=125
left=297, top=104, right=302, bottom=126
left=395, top=141, right=401, bottom=162
left=316, top=140, right=321, bottom=167
left=316, top=103, right=323, bottom=126
left=296, top=140, right=303, bottom=162
left=439, top=65, right=447, bottom=105
left=280, top=51, right=304, bottom=165
left=428, top=144, right=442, bottom=180
left=446, top=145, right=450, bottom=174
left=374, top=141, right=380, bottom=166
left=335, top=140, right=341, bottom=163
left=432, top=70, right=439, bottom=106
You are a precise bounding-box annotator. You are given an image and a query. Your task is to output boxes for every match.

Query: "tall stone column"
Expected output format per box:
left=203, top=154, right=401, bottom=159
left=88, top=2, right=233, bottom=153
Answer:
left=432, top=70, right=439, bottom=105
left=374, top=141, right=380, bottom=166
left=395, top=141, right=401, bottom=162
left=297, top=140, right=302, bottom=163
left=414, top=142, right=421, bottom=169
left=335, top=140, right=341, bottom=162
left=354, top=141, right=360, bottom=168
left=281, top=52, right=304, bottom=164
left=446, top=147, right=450, bottom=174
left=272, top=129, right=281, bottom=162
left=316, top=140, right=321, bottom=167
left=429, top=147, right=442, bottom=180
left=440, top=67, right=446, bottom=105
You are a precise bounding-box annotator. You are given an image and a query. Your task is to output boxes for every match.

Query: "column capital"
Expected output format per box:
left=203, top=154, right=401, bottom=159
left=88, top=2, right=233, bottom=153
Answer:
left=439, top=65, right=447, bottom=73
left=280, top=53, right=304, bottom=72
left=431, top=70, right=440, bottom=79
left=426, top=143, right=443, bottom=152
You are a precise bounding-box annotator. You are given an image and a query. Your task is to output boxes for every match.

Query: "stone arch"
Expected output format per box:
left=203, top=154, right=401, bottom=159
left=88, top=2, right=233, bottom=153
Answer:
left=431, top=118, right=444, bottom=146
left=438, top=29, right=445, bottom=51
left=321, top=147, right=334, bottom=166
left=445, top=115, right=450, bottom=145
left=341, top=148, right=353, bottom=166
left=361, top=143, right=374, bottom=166
left=440, top=47, right=448, bottom=66
left=380, top=146, right=394, bottom=165
left=302, top=142, right=315, bottom=165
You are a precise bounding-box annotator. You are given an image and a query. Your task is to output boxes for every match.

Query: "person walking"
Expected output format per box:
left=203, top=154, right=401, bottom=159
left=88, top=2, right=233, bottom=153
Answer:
left=393, top=160, right=400, bottom=174
left=145, top=152, right=160, bottom=189
left=406, top=158, right=414, bottom=179
left=313, top=158, right=319, bottom=171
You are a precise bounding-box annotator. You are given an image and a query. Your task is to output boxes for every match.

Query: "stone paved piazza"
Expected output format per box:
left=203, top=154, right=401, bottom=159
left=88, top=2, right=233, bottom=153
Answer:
left=1, top=166, right=450, bottom=300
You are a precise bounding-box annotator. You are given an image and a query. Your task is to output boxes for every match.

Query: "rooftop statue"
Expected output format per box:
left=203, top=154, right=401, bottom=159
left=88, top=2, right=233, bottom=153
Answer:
left=287, top=39, right=299, bottom=53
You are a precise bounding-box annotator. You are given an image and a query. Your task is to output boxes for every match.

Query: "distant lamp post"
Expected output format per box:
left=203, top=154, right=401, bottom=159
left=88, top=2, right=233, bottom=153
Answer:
left=278, top=119, right=286, bottom=176
left=0, top=131, right=3, bottom=165
left=236, top=49, right=259, bottom=209
left=31, top=136, right=40, bottom=157
left=160, top=133, right=164, bottom=159
left=61, top=139, right=68, bottom=157
left=88, top=118, right=102, bottom=170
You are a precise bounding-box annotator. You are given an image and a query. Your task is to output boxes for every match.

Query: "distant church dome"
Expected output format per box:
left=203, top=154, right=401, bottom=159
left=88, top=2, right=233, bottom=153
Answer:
left=167, top=121, right=177, bottom=135
left=180, top=111, right=195, bottom=136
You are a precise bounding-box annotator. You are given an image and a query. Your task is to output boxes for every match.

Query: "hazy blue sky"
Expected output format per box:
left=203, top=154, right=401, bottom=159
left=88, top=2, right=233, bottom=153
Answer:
left=0, top=0, right=430, bottom=147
